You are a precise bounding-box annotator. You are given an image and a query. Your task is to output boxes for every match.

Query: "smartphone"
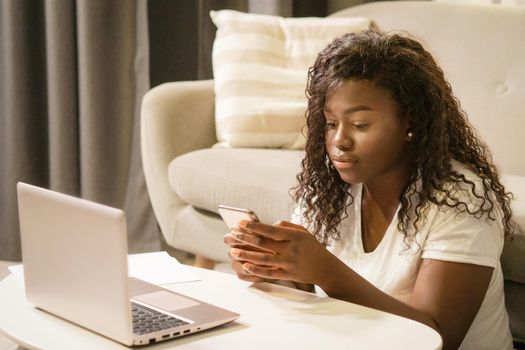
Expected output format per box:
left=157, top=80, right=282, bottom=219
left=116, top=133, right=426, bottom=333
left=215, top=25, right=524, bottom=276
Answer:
left=218, top=204, right=259, bottom=230
left=218, top=205, right=274, bottom=253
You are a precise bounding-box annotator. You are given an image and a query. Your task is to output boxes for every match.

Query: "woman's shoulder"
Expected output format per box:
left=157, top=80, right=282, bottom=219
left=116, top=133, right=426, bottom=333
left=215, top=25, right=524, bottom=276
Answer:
left=449, top=159, right=484, bottom=184
left=438, top=159, right=494, bottom=208
left=418, top=159, right=503, bottom=232
left=420, top=161, right=505, bottom=266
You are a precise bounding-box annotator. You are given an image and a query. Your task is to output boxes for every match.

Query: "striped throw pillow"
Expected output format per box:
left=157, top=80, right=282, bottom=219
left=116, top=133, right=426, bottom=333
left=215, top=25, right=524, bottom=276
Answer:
left=210, top=10, right=371, bottom=149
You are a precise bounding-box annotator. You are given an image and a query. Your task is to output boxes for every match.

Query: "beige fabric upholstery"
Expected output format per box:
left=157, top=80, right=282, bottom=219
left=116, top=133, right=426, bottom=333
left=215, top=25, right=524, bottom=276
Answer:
left=141, top=1, right=525, bottom=340
left=168, top=148, right=301, bottom=221
left=141, top=80, right=216, bottom=248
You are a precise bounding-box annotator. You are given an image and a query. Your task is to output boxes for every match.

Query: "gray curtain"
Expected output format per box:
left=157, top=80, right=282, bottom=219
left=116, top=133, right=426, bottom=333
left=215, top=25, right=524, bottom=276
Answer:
left=0, top=0, right=159, bottom=261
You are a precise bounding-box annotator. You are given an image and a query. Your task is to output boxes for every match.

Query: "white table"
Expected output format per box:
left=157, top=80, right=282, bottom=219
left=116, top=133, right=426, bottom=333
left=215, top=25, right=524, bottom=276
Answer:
left=0, top=266, right=442, bottom=350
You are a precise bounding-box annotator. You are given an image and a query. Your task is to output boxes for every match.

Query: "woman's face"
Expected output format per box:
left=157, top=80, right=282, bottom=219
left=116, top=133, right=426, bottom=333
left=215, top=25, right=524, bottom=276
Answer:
left=324, top=79, right=411, bottom=186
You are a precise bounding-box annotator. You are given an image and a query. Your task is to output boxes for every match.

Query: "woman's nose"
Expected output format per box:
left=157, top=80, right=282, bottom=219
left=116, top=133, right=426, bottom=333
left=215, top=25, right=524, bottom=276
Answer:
left=334, top=125, right=354, bottom=150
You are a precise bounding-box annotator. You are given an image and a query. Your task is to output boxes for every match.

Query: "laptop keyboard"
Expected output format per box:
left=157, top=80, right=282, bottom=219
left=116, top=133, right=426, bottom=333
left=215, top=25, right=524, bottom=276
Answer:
left=132, top=302, right=189, bottom=335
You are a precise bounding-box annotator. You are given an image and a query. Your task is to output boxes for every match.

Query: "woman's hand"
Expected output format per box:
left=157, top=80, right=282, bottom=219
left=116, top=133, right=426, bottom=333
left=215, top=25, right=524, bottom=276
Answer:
left=226, top=220, right=337, bottom=286
left=223, top=229, right=278, bottom=283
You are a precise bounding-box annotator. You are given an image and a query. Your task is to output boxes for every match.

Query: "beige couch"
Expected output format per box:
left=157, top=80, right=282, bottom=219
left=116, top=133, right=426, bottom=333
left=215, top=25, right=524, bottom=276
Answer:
left=141, top=1, right=525, bottom=342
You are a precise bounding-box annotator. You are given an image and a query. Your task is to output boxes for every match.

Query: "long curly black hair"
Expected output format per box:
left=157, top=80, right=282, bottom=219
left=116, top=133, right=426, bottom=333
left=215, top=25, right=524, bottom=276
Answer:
left=293, top=29, right=514, bottom=246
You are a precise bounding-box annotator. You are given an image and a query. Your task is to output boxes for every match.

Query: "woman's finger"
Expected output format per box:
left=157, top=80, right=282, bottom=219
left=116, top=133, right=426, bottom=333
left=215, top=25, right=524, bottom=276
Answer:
left=228, top=252, right=266, bottom=282
left=224, top=231, right=257, bottom=248
left=275, top=220, right=309, bottom=231
left=229, top=247, right=283, bottom=268
left=229, top=230, right=281, bottom=253
left=235, top=271, right=266, bottom=282
left=241, top=262, right=288, bottom=280
left=239, top=220, right=294, bottom=241
left=225, top=231, right=278, bottom=253
left=224, top=232, right=247, bottom=247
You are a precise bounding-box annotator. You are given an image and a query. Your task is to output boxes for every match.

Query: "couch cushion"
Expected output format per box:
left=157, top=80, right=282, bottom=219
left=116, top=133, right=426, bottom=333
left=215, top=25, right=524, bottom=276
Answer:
left=499, top=175, right=525, bottom=341
left=504, top=280, right=525, bottom=342
left=169, top=148, right=303, bottom=223
left=500, top=175, right=525, bottom=284
left=210, top=10, right=371, bottom=149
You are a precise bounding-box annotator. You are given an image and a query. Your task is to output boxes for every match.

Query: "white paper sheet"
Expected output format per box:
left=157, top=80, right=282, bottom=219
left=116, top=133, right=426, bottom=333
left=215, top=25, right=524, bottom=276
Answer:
left=127, top=251, right=200, bottom=285
left=7, top=264, right=24, bottom=290
left=8, top=251, right=200, bottom=291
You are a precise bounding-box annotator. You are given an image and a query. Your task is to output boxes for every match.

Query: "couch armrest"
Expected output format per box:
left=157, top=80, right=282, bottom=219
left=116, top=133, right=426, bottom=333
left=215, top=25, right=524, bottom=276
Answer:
left=140, top=80, right=216, bottom=245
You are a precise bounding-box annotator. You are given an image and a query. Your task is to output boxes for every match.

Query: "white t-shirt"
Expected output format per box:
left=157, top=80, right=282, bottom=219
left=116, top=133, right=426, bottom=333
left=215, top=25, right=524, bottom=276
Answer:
left=293, top=161, right=513, bottom=350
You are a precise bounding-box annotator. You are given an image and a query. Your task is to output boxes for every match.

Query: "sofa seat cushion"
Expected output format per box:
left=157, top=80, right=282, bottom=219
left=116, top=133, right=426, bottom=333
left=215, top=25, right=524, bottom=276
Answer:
left=169, top=148, right=303, bottom=224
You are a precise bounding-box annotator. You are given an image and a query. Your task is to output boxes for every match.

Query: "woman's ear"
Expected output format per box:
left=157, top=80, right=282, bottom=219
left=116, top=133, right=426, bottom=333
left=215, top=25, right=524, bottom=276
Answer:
left=403, top=118, right=414, bottom=141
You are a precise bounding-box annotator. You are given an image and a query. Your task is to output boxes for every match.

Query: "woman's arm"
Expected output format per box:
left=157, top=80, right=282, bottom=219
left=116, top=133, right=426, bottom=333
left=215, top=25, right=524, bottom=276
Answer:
left=231, top=220, right=493, bottom=350
left=320, top=256, right=492, bottom=350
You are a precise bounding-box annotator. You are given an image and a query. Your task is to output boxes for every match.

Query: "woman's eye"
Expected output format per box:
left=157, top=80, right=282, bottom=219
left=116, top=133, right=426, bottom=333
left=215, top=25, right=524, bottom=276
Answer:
left=353, top=123, right=369, bottom=130
left=326, top=121, right=337, bottom=129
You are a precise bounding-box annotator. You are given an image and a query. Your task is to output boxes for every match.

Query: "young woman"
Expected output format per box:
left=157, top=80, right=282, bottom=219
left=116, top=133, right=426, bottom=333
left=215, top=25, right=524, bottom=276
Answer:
left=223, top=30, right=514, bottom=350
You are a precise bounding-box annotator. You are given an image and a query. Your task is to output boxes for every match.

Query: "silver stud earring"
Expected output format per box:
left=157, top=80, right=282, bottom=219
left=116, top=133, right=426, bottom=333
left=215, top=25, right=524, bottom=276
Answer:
left=407, top=131, right=414, bottom=139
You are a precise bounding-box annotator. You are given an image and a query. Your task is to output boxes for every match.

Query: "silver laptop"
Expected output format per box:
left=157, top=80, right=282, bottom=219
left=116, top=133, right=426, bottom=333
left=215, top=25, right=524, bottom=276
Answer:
left=17, top=182, right=239, bottom=346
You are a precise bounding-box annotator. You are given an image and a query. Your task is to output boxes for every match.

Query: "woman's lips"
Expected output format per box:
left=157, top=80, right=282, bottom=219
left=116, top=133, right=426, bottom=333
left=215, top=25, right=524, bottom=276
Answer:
left=331, top=158, right=358, bottom=170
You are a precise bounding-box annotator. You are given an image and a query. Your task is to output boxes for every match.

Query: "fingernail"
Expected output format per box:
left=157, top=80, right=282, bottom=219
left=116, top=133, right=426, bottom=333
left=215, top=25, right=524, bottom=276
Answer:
left=230, top=248, right=240, bottom=257
left=242, top=263, right=252, bottom=274
left=239, top=220, right=250, bottom=228
left=231, top=231, right=241, bottom=240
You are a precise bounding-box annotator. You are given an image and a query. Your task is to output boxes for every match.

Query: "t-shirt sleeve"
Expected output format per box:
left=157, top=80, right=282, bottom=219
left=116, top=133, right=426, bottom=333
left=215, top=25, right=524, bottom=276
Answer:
left=290, top=203, right=321, bottom=237
left=290, top=205, right=303, bottom=226
left=421, top=205, right=504, bottom=268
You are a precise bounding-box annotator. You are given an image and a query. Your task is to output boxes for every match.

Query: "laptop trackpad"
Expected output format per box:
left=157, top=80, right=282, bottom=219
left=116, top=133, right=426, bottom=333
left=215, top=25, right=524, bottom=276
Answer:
left=133, top=291, right=199, bottom=311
